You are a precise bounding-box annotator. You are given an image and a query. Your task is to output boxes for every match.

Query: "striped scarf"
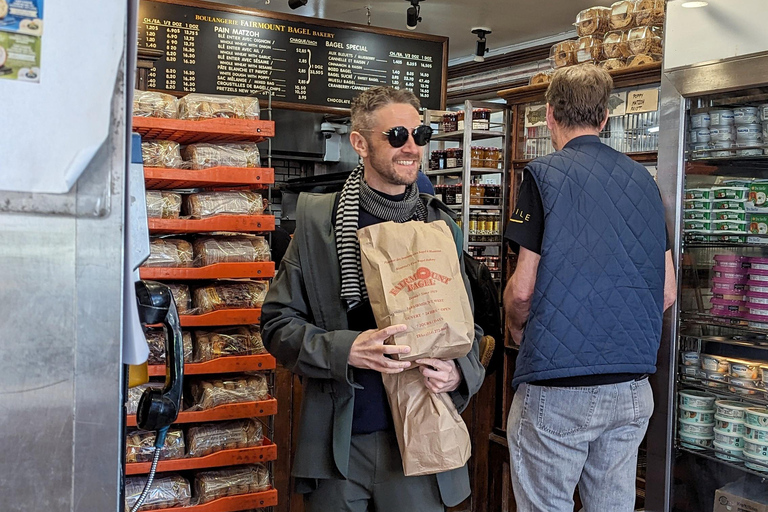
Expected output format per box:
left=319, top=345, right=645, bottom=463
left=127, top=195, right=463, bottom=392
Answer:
left=335, top=164, right=428, bottom=309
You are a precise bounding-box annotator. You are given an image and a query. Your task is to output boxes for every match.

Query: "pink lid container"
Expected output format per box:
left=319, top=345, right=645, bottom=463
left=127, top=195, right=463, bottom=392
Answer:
left=711, top=297, right=746, bottom=307
left=714, top=255, right=749, bottom=269
left=749, top=268, right=768, bottom=277
left=710, top=305, right=746, bottom=318
left=748, top=281, right=768, bottom=293
left=713, top=266, right=750, bottom=280
left=744, top=313, right=768, bottom=325
left=747, top=291, right=768, bottom=300
left=750, top=257, right=768, bottom=270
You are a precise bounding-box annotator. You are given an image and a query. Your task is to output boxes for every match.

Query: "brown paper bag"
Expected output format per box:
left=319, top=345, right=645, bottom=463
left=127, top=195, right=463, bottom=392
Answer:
left=382, top=368, right=471, bottom=476
left=358, top=220, right=474, bottom=362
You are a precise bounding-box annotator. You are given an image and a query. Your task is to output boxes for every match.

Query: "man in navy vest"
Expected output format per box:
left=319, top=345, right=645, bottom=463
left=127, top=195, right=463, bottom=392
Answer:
left=502, top=65, right=677, bottom=512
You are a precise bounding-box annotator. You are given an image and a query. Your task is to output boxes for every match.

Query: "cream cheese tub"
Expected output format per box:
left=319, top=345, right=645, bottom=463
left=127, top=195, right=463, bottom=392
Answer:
left=715, top=414, right=747, bottom=435
left=713, top=187, right=749, bottom=200
left=710, top=109, right=735, bottom=126
left=680, top=405, right=715, bottom=423
left=714, top=441, right=744, bottom=462
left=685, top=188, right=712, bottom=200
left=679, top=389, right=717, bottom=409
left=734, top=107, right=760, bottom=125
left=714, top=254, right=749, bottom=268
left=681, top=351, right=700, bottom=366
left=713, top=200, right=746, bottom=211
left=736, top=123, right=763, bottom=143
left=679, top=420, right=714, bottom=436
left=716, top=400, right=749, bottom=420
left=748, top=281, right=768, bottom=294
left=710, top=126, right=735, bottom=142
left=679, top=432, right=714, bottom=450
left=714, top=428, right=746, bottom=449
left=701, top=354, right=732, bottom=373
left=684, top=220, right=712, bottom=231
left=702, top=370, right=728, bottom=388
left=745, top=408, right=768, bottom=427
left=714, top=210, right=747, bottom=222
left=735, top=143, right=764, bottom=157
left=745, top=314, right=768, bottom=330
left=729, top=359, right=761, bottom=379
left=712, top=277, right=748, bottom=294
left=691, top=112, right=711, bottom=128
left=746, top=424, right=768, bottom=442
left=744, top=438, right=768, bottom=458
left=684, top=209, right=713, bottom=221
left=690, top=128, right=711, bottom=144
left=750, top=258, right=768, bottom=271
left=713, top=220, right=748, bottom=232
left=749, top=269, right=768, bottom=282
left=760, top=104, right=768, bottom=122
left=713, top=267, right=749, bottom=280
left=743, top=451, right=768, bottom=472
left=711, top=141, right=736, bottom=157
left=684, top=199, right=713, bottom=210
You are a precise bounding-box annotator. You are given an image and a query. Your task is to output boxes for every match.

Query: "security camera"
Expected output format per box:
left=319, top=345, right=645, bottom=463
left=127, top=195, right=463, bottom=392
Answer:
left=320, top=121, right=336, bottom=139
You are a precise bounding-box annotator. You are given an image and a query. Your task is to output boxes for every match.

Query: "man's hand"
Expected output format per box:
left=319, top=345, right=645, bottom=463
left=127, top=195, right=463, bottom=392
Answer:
left=348, top=324, right=412, bottom=374
left=415, top=358, right=461, bottom=393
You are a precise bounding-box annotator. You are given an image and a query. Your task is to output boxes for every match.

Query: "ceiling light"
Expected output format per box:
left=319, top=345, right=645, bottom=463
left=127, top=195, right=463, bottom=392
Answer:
left=288, top=0, right=307, bottom=9
left=405, top=0, right=423, bottom=31
left=472, top=27, right=491, bottom=63
left=681, top=1, right=708, bottom=7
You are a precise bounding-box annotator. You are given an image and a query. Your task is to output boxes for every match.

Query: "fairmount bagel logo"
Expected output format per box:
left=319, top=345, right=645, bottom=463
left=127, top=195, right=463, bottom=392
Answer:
left=389, top=266, right=452, bottom=296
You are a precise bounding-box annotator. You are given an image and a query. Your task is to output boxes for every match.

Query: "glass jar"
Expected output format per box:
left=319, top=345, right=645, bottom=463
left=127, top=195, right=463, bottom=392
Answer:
left=472, top=109, right=491, bottom=130
left=457, top=111, right=465, bottom=131
left=470, top=184, right=484, bottom=205
left=444, top=183, right=456, bottom=205
left=455, top=148, right=464, bottom=168
left=437, top=150, right=447, bottom=170
left=445, top=148, right=458, bottom=169
left=454, top=183, right=463, bottom=205
left=433, top=184, right=444, bottom=202
left=470, top=147, right=484, bottom=168
left=442, top=112, right=458, bottom=133
left=486, top=147, right=502, bottom=169
left=469, top=212, right=479, bottom=241
left=429, top=150, right=441, bottom=171
left=455, top=212, right=462, bottom=230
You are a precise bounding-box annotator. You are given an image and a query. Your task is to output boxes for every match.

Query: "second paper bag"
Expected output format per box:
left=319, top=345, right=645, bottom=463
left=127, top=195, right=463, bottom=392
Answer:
left=357, top=220, right=474, bottom=362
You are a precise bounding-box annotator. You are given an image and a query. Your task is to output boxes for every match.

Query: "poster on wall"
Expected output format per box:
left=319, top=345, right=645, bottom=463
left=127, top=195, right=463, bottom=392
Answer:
left=0, top=0, right=43, bottom=83
left=607, top=91, right=627, bottom=118
left=524, top=103, right=547, bottom=128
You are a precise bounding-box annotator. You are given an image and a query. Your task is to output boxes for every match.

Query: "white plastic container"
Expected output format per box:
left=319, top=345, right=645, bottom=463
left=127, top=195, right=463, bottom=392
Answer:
left=736, top=123, right=763, bottom=143
left=745, top=407, right=768, bottom=428
left=690, top=128, right=711, bottom=144
left=710, top=126, right=735, bottom=142
left=744, top=438, right=768, bottom=458
left=679, top=432, right=714, bottom=450
left=730, top=360, right=761, bottom=380
left=711, top=141, right=735, bottom=157
left=760, top=104, right=768, bottom=122
left=714, top=427, right=746, bottom=448
left=691, top=112, right=711, bottom=128
left=714, top=441, right=744, bottom=461
left=734, top=107, right=760, bottom=125
left=735, top=143, right=764, bottom=156
left=679, top=420, right=714, bottom=436
left=743, top=451, right=768, bottom=472
left=746, top=424, right=768, bottom=442
left=680, top=405, right=715, bottom=423
left=703, top=370, right=728, bottom=388
left=681, top=351, right=700, bottom=366
left=710, top=109, right=735, bottom=126
left=701, top=354, right=730, bottom=373
left=716, top=400, right=749, bottom=420
left=690, top=143, right=711, bottom=158
left=679, top=389, right=717, bottom=410
left=715, top=414, right=747, bottom=435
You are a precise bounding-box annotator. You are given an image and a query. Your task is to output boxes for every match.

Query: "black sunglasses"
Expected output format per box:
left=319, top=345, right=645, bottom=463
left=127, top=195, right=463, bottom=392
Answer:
left=378, top=125, right=433, bottom=148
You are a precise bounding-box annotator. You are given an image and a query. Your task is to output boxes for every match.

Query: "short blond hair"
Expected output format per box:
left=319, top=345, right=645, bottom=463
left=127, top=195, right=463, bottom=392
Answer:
left=350, top=86, right=421, bottom=133
left=545, top=64, right=613, bottom=129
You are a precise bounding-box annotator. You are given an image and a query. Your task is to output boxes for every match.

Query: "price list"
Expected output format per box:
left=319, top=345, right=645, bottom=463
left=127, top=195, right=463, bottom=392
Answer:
left=137, top=0, right=446, bottom=111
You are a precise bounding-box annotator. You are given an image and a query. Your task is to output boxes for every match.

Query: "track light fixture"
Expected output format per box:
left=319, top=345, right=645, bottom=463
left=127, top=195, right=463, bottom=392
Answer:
left=288, top=0, right=307, bottom=9
left=405, top=0, right=423, bottom=31
left=472, top=27, right=491, bottom=63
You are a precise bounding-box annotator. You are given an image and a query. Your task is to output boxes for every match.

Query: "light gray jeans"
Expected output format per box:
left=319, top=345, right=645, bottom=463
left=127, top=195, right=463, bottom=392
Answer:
left=507, top=378, right=653, bottom=512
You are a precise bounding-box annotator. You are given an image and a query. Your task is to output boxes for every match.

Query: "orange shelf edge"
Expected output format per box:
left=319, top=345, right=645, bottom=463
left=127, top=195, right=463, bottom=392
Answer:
left=143, top=489, right=278, bottom=512
left=140, top=262, right=275, bottom=280
left=144, top=167, right=275, bottom=190
left=148, top=215, right=275, bottom=234
left=147, top=354, right=276, bottom=377
left=126, top=398, right=277, bottom=427
left=179, top=309, right=262, bottom=327
left=133, top=117, right=276, bottom=144
left=125, top=440, right=277, bottom=475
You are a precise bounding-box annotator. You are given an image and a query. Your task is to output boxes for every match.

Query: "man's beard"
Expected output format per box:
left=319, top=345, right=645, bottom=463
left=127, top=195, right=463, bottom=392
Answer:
left=368, top=148, right=419, bottom=186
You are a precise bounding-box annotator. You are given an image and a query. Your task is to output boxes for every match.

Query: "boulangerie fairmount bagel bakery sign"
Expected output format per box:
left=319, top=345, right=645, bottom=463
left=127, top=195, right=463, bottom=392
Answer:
left=137, top=0, right=448, bottom=113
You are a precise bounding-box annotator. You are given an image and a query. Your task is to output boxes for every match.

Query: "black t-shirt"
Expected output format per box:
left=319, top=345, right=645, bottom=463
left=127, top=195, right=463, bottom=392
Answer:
left=504, top=168, right=668, bottom=387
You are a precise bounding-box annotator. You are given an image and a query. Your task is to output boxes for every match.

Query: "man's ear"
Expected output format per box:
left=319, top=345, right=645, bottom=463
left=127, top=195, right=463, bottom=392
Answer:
left=545, top=103, right=555, bottom=130
left=599, top=108, right=609, bottom=131
left=350, top=131, right=368, bottom=159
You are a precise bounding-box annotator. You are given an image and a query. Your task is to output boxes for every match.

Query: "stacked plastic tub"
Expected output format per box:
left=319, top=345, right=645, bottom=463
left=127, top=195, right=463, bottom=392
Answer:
left=711, top=254, right=749, bottom=318
left=746, top=256, right=768, bottom=328
left=679, top=390, right=716, bottom=450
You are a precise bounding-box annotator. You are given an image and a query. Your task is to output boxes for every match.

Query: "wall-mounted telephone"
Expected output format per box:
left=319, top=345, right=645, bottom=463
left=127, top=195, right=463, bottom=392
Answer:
left=130, top=280, right=184, bottom=512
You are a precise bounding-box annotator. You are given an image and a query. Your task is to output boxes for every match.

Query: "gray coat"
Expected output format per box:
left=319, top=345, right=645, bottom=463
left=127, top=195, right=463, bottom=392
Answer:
left=261, top=192, right=485, bottom=507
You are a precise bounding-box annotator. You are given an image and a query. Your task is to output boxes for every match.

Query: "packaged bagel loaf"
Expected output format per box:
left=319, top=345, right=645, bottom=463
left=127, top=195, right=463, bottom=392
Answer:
left=193, top=235, right=270, bottom=266
left=145, top=191, right=182, bottom=219
left=144, top=238, right=193, bottom=268
left=627, top=25, right=663, bottom=56
left=187, top=419, right=264, bottom=457
left=194, top=326, right=265, bottom=362
left=182, top=142, right=261, bottom=170
left=177, top=93, right=260, bottom=121
left=141, top=141, right=184, bottom=169
left=575, top=6, right=611, bottom=37
left=600, top=58, right=628, bottom=71
left=124, top=474, right=191, bottom=511
left=193, top=281, right=269, bottom=314
left=634, top=0, right=665, bottom=27
left=529, top=71, right=552, bottom=86
left=550, top=40, right=577, bottom=69
left=190, top=373, right=269, bottom=410
left=126, top=428, right=185, bottom=464
left=133, top=90, right=178, bottom=119
left=194, top=464, right=270, bottom=503
left=145, top=329, right=193, bottom=365
left=185, top=191, right=264, bottom=219
left=626, top=53, right=662, bottom=68
left=609, top=0, right=636, bottom=30
left=167, top=283, right=192, bottom=314
left=576, top=35, right=604, bottom=64
left=603, top=30, right=631, bottom=59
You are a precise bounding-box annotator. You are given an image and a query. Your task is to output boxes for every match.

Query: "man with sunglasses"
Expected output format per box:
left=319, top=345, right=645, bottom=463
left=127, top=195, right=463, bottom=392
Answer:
left=261, top=86, right=484, bottom=512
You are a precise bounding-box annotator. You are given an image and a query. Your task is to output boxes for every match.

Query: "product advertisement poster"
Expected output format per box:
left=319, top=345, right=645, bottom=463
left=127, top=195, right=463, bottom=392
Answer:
left=0, top=0, right=43, bottom=83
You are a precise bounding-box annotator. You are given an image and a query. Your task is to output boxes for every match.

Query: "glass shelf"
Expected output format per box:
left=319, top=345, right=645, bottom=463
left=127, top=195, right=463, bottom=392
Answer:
left=431, top=129, right=506, bottom=142
left=681, top=312, right=768, bottom=335
left=677, top=377, right=768, bottom=405
left=681, top=333, right=768, bottom=352
left=678, top=445, right=768, bottom=479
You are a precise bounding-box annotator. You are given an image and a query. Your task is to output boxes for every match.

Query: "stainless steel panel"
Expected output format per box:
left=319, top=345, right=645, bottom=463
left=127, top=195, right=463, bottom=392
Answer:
left=645, top=73, right=686, bottom=512
left=664, top=50, right=768, bottom=98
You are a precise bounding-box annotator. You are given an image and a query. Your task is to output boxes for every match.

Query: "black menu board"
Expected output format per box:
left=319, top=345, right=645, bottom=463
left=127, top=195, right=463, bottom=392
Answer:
left=137, top=0, right=448, bottom=113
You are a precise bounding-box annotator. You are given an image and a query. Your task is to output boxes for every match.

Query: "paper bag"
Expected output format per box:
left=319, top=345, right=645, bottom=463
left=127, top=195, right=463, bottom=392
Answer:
left=382, top=368, right=471, bottom=476
left=358, top=220, right=474, bottom=362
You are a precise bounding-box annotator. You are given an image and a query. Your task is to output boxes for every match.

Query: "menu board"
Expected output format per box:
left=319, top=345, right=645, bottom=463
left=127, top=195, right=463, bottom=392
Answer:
left=137, top=0, right=448, bottom=112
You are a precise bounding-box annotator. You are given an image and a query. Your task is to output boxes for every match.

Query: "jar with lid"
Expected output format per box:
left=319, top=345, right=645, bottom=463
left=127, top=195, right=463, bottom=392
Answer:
left=457, top=111, right=465, bottom=131
left=472, top=108, right=492, bottom=130
left=442, top=112, right=458, bottom=133
left=445, top=148, right=458, bottom=169
left=469, top=212, right=479, bottom=242
left=433, top=184, right=444, bottom=203
left=455, top=148, right=464, bottom=168
left=491, top=212, right=501, bottom=238
left=455, top=212, right=462, bottom=230
left=437, top=150, right=448, bottom=170
left=471, top=147, right=484, bottom=168
left=444, top=183, right=456, bottom=205
left=429, top=150, right=441, bottom=171
left=470, top=183, right=484, bottom=205
left=486, top=147, right=502, bottom=169
left=455, top=183, right=464, bottom=205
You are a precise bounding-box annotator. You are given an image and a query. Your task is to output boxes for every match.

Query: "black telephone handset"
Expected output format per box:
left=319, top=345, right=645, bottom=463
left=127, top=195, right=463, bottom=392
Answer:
left=134, top=280, right=183, bottom=432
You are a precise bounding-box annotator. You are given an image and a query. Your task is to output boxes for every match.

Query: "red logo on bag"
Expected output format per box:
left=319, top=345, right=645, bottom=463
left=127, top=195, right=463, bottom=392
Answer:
left=389, top=266, right=451, bottom=296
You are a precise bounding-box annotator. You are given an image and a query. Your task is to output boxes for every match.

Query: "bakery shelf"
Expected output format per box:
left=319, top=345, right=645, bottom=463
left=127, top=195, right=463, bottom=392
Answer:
left=132, top=117, right=275, bottom=144
left=126, top=398, right=278, bottom=427
left=144, top=489, right=278, bottom=512
left=148, top=215, right=275, bottom=234
left=125, top=440, right=277, bottom=475
left=140, top=262, right=275, bottom=280
left=148, top=354, right=276, bottom=377
left=144, top=167, right=275, bottom=190
left=180, top=309, right=263, bottom=327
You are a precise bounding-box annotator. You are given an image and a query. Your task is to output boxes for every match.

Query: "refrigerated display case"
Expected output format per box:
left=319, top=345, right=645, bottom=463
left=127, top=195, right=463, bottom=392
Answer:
left=648, top=1, right=768, bottom=510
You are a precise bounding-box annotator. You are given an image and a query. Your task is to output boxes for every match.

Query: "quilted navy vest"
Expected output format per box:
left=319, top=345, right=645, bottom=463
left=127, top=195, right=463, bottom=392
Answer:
left=512, top=135, right=666, bottom=387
